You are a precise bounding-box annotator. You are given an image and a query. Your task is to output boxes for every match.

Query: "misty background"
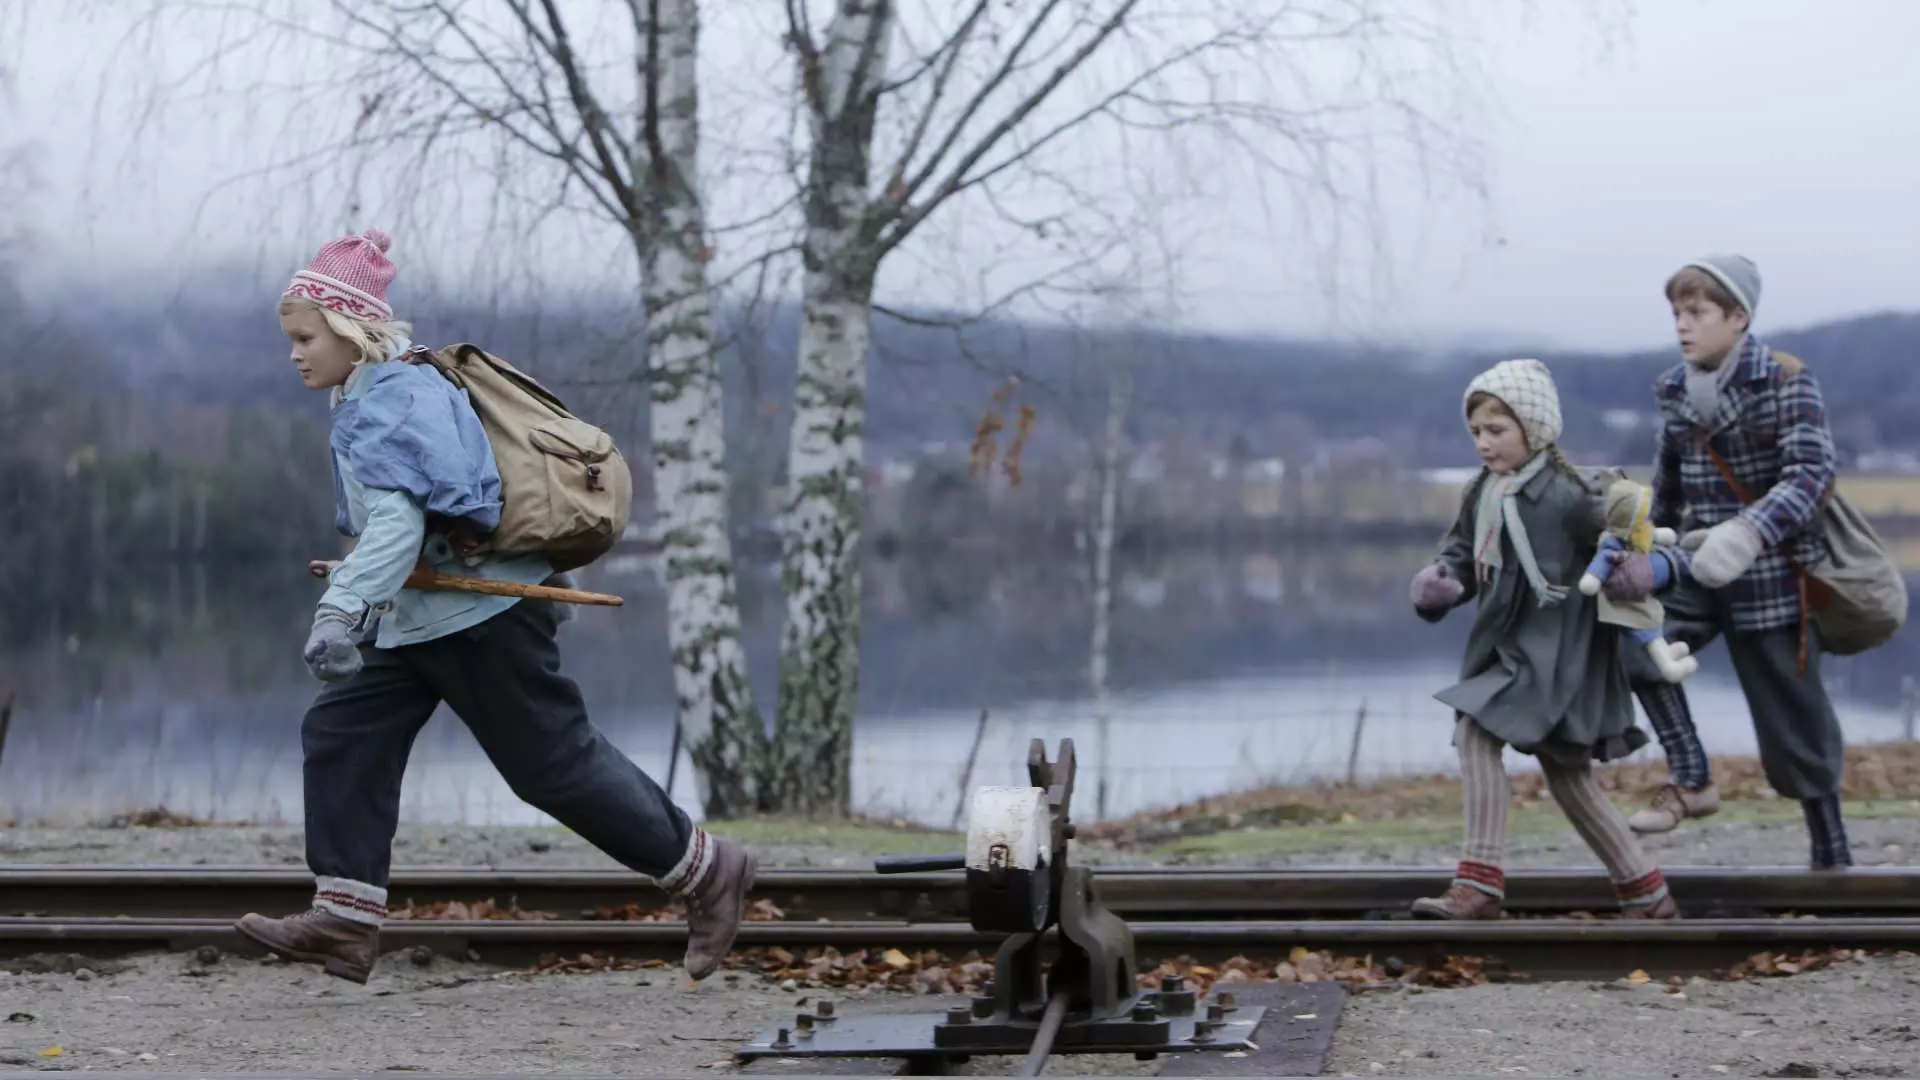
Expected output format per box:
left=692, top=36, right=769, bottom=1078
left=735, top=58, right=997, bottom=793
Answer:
left=3, top=0, right=1919, bottom=828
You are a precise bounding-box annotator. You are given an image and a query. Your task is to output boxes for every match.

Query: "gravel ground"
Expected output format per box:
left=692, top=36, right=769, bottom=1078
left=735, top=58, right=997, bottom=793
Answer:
left=2, top=812, right=1915, bottom=870
left=1, top=946, right=1917, bottom=1076
left=0, top=951, right=1159, bottom=1076
left=1324, top=951, right=1920, bottom=1078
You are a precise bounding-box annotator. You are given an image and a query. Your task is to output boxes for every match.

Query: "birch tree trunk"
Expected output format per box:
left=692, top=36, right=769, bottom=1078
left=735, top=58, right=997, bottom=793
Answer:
left=772, top=0, right=892, bottom=816
left=638, top=0, right=766, bottom=818
left=1089, top=361, right=1130, bottom=822
left=769, top=0, right=1504, bottom=815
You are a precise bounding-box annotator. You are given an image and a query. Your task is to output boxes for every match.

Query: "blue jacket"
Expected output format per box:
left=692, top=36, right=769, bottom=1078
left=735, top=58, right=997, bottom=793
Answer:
left=320, top=350, right=552, bottom=648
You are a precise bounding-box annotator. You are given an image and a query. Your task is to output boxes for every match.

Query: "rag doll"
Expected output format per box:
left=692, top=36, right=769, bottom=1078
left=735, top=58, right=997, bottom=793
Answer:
left=1579, top=476, right=1698, bottom=683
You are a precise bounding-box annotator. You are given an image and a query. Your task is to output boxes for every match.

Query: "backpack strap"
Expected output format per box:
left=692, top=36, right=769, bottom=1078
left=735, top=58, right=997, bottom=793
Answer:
left=399, top=345, right=488, bottom=555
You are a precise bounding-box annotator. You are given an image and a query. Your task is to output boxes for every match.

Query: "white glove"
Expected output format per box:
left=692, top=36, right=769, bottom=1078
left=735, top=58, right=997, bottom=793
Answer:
left=1689, top=518, right=1765, bottom=589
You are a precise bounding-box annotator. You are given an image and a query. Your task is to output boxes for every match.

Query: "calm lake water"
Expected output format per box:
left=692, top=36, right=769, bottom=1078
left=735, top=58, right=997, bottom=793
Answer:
left=4, top=543, right=1917, bottom=828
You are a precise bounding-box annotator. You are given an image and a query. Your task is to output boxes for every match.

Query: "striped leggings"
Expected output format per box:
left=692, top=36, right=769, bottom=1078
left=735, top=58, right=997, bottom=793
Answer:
left=1455, top=716, right=1654, bottom=886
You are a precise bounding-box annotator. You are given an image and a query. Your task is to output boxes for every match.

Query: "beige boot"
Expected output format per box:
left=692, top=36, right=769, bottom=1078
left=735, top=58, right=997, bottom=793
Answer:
left=1628, top=782, right=1720, bottom=835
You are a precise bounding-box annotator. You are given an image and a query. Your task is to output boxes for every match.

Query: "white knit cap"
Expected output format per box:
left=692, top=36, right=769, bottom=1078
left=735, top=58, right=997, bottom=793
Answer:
left=1464, top=358, right=1562, bottom=452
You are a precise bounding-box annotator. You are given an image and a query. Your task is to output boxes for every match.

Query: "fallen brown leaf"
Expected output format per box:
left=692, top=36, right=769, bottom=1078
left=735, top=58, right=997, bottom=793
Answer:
left=388, top=898, right=556, bottom=922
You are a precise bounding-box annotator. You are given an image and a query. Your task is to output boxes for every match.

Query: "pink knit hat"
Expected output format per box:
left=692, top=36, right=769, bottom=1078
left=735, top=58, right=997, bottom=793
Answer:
left=283, top=229, right=397, bottom=322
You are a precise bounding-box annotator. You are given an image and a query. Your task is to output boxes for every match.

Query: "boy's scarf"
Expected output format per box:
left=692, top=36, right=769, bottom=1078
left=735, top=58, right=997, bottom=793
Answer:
left=1472, top=451, right=1567, bottom=608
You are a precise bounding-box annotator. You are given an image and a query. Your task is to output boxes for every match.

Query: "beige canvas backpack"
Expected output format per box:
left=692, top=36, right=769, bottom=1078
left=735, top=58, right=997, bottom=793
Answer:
left=404, top=344, right=632, bottom=573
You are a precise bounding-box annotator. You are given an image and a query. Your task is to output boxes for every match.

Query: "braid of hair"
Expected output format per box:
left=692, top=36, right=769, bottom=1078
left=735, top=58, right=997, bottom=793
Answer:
left=1547, top=443, right=1599, bottom=493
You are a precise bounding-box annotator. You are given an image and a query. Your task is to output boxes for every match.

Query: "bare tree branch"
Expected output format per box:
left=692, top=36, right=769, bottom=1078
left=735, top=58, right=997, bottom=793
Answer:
left=883, top=0, right=1070, bottom=220
left=786, top=0, right=825, bottom=116
left=530, top=0, right=641, bottom=217
left=320, top=1, right=631, bottom=223
left=883, top=3, right=1179, bottom=253
left=877, top=0, right=990, bottom=204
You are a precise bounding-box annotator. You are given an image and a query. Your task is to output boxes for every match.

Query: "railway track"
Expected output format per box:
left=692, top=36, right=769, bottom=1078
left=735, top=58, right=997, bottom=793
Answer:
left=2, top=914, right=1916, bottom=980
left=4, top=866, right=1918, bottom=981
left=5, top=864, right=1919, bottom=921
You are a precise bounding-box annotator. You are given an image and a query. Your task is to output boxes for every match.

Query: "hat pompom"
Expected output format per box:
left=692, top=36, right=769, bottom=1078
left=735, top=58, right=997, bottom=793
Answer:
left=364, top=228, right=393, bottom=253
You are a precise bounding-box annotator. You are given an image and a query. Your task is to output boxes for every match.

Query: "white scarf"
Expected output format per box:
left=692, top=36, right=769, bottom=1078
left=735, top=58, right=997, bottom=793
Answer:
left=1471, top=451, right=1567, bottom=608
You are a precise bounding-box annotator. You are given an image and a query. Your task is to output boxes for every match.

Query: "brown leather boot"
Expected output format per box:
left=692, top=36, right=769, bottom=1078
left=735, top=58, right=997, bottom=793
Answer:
left=682, top=837, right=756, bottom=980
left=234, top=908, right=380, bottom=984
left=1410, top=883, right=1504, bottom=920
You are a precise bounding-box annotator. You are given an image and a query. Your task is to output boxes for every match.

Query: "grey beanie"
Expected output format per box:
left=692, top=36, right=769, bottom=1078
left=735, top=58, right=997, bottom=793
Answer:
left=1682, top=254, right=1762, bottom=317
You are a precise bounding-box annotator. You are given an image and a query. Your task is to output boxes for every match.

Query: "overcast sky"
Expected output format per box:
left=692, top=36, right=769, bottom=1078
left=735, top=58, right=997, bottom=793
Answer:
left=7, top=0, right=1918, bottom=353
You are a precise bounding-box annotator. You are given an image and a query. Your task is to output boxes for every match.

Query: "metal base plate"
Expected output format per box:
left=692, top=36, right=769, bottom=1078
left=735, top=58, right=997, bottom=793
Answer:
left=737, top=1006, right=1267, bottom=1060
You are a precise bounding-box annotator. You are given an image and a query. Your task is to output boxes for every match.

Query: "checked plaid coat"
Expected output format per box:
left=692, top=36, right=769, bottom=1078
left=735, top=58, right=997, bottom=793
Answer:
left=1650, top=334, right=1836, bottom=632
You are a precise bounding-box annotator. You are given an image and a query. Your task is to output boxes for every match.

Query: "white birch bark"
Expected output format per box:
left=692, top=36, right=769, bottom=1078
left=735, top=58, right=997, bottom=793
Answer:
left=638, top=0, right=765, bottom=817
left=1089, top=362, right=1130, bottom=822
left=772, top=0, right=892, bottom=816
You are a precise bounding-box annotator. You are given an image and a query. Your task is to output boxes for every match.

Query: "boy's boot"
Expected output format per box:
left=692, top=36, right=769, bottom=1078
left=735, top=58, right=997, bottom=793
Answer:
left=1804, top=794, right=1854, bottom=870
left=234, top=876, right=386, bottom=985
left=677, top=834, right=757, bottom=980
left=1629, top=782, right=1720, bottom=834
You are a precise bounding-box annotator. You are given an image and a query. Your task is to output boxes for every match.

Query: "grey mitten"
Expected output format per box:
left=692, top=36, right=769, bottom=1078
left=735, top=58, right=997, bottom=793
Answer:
left=548, top=571, right=577, bottom=627
left=303, top=605, right=364, bottom=683
left=1410, top=562, right=1465, bottom=614
left=1690, top=518, right=1765, bottom=589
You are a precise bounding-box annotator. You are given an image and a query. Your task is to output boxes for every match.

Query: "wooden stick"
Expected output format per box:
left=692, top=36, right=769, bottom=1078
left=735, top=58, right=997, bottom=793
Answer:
left=309, top=560, right=624, bottom=606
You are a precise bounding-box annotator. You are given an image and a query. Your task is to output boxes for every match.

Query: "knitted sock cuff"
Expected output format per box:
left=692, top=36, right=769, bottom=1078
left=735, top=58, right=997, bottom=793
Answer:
left=657, top=827, right=716, bottom=896
left=1454, top=860, right=1505, bottom=898
left=314, top=875, right=388, bottom=926
left=1616, top=869, right=1669, bottom=907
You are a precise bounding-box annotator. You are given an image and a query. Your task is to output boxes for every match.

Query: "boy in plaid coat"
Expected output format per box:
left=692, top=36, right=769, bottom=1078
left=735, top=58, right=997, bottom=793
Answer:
left=1622, top=254, right=1852, bottom=869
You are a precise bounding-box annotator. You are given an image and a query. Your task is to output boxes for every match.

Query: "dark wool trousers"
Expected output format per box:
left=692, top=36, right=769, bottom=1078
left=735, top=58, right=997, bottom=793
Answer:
left=1625, top=576, right=1851, bottom=867
left=301, top=598, right=695, bottom=888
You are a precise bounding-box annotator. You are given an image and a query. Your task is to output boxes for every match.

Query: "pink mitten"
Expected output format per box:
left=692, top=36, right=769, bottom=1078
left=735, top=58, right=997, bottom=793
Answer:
left=1600, top=549, right=1657, bottom=603
left=1411, top=562, right=1466, bottom=612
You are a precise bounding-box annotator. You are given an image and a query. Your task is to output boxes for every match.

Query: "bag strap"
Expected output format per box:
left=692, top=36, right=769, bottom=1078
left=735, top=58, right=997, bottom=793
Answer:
left=400, top=344, right=463, bottom=387
left=1700, top=440, right=1756, bottom=506
left=1692, top=356, right=1819, bottom=675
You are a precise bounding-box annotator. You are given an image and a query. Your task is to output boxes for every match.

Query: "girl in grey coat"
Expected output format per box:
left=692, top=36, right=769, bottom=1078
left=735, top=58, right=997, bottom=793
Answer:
left=1407, top=358, right=1679, bottom=920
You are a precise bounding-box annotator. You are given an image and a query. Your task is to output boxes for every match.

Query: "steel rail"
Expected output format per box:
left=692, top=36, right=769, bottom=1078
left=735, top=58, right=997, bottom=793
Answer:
left=4, top=915, right=1918, bottom=980
left=5, top=865, right=1918, bottom=921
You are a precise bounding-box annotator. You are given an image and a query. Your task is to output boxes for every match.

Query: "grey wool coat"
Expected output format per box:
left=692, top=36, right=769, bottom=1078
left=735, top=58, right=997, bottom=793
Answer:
left=1420, top=465, right=1653, bottom=765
